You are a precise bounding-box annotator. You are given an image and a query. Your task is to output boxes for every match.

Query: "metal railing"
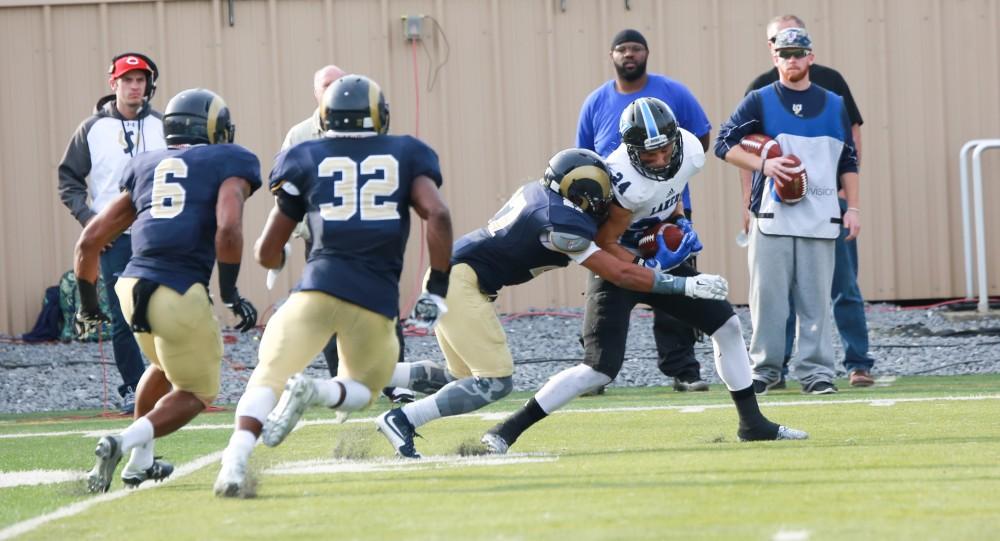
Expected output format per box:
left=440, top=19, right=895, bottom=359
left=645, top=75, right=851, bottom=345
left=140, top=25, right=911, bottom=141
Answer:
left=959, top=139, right=1000, bottom=313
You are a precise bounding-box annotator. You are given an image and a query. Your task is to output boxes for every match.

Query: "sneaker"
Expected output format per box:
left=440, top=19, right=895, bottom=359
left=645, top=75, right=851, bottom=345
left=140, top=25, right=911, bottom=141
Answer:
left=803, top=380, right=838, bottom=395
left=261, top=374, right=318, bottom=447
left=120, top=387, right=136, bottom=416
left=580, top=385, right=606, bottom=397
left=849, top=369, right=875, bottom=387
left=738, top=423, right=809, bottom=442
left=673, top=378, right=709, bottom=392
left=214, top=456, right=247, bottom=498
left=771, top=375, right=787, bottom=390
left=87, top=435, right=123, bottom=493
left=121, top=458, right=174, bottom=488
left=480, top=432, right=510, bottom=455
left=375, top=408, right=422, bottom=458
left=383, top=387, right=416, bottom=404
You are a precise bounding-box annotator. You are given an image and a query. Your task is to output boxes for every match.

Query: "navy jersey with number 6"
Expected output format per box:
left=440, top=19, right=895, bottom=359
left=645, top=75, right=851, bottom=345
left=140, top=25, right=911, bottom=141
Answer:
left=453, top=180, right=599, bottom=295
left=269, top=134, right=442, bottom=319
left=121, top=144, right=262, bottom=294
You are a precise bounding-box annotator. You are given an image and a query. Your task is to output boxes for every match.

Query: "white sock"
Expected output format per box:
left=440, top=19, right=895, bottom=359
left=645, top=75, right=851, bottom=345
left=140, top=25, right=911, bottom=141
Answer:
left=222, top=429, right=257, bottom=464
left=389, top=363, right=413, bottom=388
left=119, top=416, right=154, bottom=454
left=126, top=440, right=154, bottom=471
left=711, top=315, right=753, bottom=391
left=316, top=378, right=371, bottom=411
left=234, top=385, right=277, bottom=426
left=535, top=364, right=612, bottom=414
left=401, top=397, right=441, bottom=429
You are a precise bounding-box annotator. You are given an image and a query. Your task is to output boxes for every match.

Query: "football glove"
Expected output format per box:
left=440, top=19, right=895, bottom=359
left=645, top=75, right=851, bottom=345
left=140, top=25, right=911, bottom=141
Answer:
left=74, top=279, right=109, bottom=337
left=225, top=295, right=258, bottom=333
left=409, top=293, right=447, bottom=330
left=642, top=232, right=694, bottom=272
left=684, top=273, right=729, bottom=301
left=674, top=217, right=703, bottom=256
left=265, top=242, right=293, bottom=291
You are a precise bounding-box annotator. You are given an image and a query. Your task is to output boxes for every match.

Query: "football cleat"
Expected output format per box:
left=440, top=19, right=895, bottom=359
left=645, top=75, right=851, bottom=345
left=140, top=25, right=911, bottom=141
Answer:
left=87, top=435, right=123, bottom=493
left=480, top=432, right=510, bottom=455
left=214, top=456, right=247, bottom=498
left=261, top=373, right=318, bottom=447
left=383, top=387, right=416, bottom=404
left=375, top=408, right=422, bottom=459
left=121, top=458, right=174, bottom=488
left=738, top=423, right=809, bottom=442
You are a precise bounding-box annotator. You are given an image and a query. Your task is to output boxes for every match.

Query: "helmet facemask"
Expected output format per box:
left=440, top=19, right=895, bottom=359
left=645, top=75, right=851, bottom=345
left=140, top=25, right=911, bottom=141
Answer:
left=620, top=97, right=684, bottom=181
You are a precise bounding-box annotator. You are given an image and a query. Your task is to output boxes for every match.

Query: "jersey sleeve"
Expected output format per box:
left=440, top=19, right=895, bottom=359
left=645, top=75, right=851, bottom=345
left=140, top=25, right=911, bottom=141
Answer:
left=268, top=146, right=306, bottom=195
left=218, top=145, right=263, bottom=194
left=405, top=137, right=443, bottom=187
left=548, top=204, right=598, bottom=240
left=714, top=92, right=764, bottom=161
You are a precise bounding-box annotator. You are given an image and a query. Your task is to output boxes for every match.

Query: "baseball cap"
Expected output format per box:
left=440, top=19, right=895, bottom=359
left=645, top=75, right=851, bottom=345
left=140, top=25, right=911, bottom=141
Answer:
left=109, top=54, right=154, bottom=80
left=772, top=27, right=812, bottom=50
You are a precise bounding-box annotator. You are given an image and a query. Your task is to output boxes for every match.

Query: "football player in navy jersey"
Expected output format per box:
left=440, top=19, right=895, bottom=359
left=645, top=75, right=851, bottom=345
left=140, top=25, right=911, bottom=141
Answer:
left=74, top=88, right=261, bottom=493
left=371, top=148, right=729, bottom=458
left=483, top=98, right=809, bottom=454
left=214, top=75, right=453, bottom=497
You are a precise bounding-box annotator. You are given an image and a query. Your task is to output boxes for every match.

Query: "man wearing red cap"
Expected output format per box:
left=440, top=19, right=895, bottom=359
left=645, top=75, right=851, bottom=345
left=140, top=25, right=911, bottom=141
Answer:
left=58, top=53, right=166, bottom=414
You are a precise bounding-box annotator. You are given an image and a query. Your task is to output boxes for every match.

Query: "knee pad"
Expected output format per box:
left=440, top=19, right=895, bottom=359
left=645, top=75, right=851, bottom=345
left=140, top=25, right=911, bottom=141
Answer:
left=233, top=385, right=277, bottom=425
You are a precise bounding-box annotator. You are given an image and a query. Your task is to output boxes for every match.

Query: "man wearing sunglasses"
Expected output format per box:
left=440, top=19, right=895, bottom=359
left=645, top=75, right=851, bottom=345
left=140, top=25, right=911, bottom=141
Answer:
left=741, top=16, right=875, bottom=393
left=715, top=26, right=861, bottom=396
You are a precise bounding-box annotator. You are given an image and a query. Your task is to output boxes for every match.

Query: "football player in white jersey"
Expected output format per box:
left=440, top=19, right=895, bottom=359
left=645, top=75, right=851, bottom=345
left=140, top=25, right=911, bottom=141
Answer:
left=483, top=98, right=808, bottom=453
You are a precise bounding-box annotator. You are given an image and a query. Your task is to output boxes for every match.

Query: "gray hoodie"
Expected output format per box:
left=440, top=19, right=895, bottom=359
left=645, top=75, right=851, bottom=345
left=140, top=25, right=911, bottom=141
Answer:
left=57, top=94, right=165, bottom=226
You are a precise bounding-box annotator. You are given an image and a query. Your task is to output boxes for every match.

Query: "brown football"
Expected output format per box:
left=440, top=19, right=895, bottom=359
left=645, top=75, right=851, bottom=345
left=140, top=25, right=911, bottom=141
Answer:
left=775, top=154, right=808, bottom=204
left=638, top=222, right=684, bottom=259
left=739, top=134, right=782, bottom=159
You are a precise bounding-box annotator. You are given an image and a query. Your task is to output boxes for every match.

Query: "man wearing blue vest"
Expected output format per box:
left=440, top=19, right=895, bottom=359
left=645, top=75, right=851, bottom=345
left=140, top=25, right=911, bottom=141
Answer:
left=715, top=28, right=861, bottom=395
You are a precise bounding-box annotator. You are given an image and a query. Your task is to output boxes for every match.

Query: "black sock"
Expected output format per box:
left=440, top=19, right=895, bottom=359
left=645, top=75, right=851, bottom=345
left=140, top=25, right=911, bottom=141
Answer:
left=490, top=398, right=548, bottom=445
left=730, top=386, right=777, bottom=436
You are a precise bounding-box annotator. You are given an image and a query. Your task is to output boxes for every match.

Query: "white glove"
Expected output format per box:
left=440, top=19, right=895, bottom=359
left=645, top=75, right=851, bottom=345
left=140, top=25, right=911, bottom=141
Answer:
left=265, top=242, right=293, bottom=290
left=684, top=273, right=729, bottom=300
left=408, top=292, right=448, bottom=330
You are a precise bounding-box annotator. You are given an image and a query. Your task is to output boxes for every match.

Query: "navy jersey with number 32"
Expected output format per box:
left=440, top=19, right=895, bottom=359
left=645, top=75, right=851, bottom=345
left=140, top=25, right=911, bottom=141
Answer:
left=120, top=144, right=262, bottom=293
left=270, top=134, right=442, bottom=318
left=453, top=181, right=598, bottom=295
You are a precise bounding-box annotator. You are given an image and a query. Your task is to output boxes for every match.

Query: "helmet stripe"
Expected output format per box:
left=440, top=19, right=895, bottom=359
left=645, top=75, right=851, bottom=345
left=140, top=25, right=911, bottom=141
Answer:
left=206, top=94, right=226, bottom=144
left=368, top=80, right=382, bottom=134
left=638, top=99, right=659, bottom=140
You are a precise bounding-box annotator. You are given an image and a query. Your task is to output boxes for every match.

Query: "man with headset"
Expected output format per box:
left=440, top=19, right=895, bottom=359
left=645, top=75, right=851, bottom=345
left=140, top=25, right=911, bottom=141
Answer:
left=58, top=52, right=165, bottom=414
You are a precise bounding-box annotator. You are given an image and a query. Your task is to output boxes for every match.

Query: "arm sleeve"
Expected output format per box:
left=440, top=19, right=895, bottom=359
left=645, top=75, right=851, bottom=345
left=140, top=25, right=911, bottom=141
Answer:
left=837, top=106, right=860, bottom=176
left=576, top=98, right=596, bottom=151
left=57, top=119, right=96, bottom=226
left=713, top=93, right=763, bottom=161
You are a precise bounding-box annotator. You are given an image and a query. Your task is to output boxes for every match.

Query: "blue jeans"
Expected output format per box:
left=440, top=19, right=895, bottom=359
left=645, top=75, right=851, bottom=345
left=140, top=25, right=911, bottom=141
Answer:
left=784, top=199, right=875, bottom=375
left=100, top=234, right=146, bottom=397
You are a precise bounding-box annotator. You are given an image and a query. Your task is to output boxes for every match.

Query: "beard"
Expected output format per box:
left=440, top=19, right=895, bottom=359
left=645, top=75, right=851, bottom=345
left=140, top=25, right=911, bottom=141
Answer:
left=785, top=64, right=810, bottom=83
left=614, top=58, right=647, bottom=82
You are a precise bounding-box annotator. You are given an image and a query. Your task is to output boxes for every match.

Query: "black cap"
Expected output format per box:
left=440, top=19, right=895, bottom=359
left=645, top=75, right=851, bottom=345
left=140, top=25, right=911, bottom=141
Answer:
left=611, top=29, right=647, bottom=50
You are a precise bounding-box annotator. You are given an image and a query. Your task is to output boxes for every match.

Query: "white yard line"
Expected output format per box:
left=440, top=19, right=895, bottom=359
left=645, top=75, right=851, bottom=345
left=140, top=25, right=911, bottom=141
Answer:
left=3, top=393, right=999, bottom=440
left=0, top=451, right=222, bottom=541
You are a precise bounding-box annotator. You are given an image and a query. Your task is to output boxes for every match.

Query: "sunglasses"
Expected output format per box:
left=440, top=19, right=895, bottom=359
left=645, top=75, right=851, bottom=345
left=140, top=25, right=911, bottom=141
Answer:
left=776, top=48, right=810, bottom=59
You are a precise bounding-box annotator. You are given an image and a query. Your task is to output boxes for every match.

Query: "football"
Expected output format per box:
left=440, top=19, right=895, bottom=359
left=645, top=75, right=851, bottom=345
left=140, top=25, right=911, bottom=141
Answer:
left=739, top=134, right=782, bottom=159
left=638, top=222, right=685, bottom=259
left=775, top=154, right=808, bottom=204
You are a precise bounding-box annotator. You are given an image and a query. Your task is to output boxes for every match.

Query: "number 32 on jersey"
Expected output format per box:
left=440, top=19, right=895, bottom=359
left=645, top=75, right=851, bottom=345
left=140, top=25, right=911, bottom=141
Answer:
left=317, top=155, right=400, bottom=221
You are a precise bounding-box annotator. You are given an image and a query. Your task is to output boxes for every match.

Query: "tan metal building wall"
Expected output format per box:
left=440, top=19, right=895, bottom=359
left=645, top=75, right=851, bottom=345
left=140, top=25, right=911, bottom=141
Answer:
left=1, top=0, right=998, bottom=335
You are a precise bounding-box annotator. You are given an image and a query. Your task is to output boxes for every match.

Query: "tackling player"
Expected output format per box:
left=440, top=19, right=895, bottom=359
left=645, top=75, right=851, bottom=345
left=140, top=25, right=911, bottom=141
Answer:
left=483, top=98, right=808, bottom=454
left=76, top=88, right=261, bottom=492
left=372, top=147, right=729, bottom=458
left=214, top=75, right=453, bottom=496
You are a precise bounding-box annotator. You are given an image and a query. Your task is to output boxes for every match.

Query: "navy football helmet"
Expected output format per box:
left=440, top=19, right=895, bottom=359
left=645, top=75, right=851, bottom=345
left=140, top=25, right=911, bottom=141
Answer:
left=543, top=148, right=613, bottom=219
left=619, top=97, right=683, bottom=180
left=320, top=75, right=390, bottom=134
left=162, top=89, right=235, bottom=145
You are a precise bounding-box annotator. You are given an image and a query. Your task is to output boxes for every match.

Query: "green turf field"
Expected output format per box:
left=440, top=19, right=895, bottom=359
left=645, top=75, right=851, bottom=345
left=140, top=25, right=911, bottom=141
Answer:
left=1, top=375, right=999, bottom=540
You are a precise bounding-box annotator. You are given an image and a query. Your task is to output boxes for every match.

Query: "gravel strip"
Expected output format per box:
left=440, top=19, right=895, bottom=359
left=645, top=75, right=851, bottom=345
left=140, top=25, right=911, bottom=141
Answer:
left=1, top=304, right=998, bottom=414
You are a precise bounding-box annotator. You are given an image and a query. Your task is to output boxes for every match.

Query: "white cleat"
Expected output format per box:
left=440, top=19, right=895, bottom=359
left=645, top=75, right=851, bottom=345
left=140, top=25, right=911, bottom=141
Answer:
left=87, top=435, right=124, bottom=493
left=776, top=425, right=809, bottom=440
left=213, top=456, right=247, bottom=498
left=261, top=374, right=318, bottom=447
left=480, top=432, right=510, bottom=455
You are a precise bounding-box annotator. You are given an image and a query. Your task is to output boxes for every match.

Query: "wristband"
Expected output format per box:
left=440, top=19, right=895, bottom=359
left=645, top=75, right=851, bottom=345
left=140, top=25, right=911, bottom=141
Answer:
left=846, top=207, right=860, bottom=213
left=425, top=268, right=450, bottom=298
left=760, top=157, right=767, bottom=174
left=651, top=272, right=686, bottom=296
left=217, top=262, right=241, bottom=304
